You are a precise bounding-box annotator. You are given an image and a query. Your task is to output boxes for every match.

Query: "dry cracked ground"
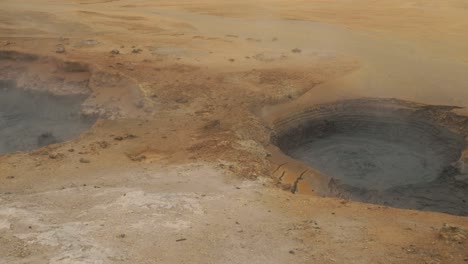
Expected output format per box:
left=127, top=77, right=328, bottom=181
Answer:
left=0, top=1, right=468, bottom=263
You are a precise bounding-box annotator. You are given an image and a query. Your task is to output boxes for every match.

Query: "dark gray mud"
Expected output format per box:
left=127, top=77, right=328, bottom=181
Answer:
left=0, top=82, right=96, bottom=155
left=274, top=99, right=468, bottom=215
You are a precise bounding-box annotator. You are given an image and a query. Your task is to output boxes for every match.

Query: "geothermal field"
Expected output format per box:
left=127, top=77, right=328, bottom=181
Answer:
left=0, top=1, right=467, bottom=263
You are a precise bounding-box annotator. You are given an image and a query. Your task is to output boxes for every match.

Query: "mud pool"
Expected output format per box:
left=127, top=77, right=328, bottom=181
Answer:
left=288, top=117, right=460, bottom=190
left=275, top=99, right=468, bottom=215
left=0, top=83, right=95, bottom=155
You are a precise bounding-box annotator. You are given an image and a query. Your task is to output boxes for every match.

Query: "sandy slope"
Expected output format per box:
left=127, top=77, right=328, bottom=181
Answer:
left=0, top=0, right=467, bottom=263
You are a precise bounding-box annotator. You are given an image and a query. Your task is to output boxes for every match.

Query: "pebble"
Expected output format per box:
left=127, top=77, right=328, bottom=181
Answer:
left=175, top=98, right=188, bottom=104
left=80, top=39, right=99, bottom=46
left=79, top=158, right=91, bottom=163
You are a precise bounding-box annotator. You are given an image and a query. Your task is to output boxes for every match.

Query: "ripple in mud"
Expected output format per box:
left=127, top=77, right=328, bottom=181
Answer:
left=275, top=99, right=468, bottom=215
left=288, top=116, right=461, bottom=190
left=0, top=83, right=96, bottom=155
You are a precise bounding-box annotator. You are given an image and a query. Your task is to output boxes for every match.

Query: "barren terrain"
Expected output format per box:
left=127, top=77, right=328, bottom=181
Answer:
left=0, top=1, right=467, bottom=263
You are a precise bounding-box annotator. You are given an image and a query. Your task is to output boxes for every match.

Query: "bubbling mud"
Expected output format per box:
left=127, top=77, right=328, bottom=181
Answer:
left=0, top=82, right=96, bottom=155
left=274, top=99, right=468, bottom=215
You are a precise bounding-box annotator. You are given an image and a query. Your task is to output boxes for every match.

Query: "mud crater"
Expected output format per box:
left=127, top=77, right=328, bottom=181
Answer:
left=0, top=81, right=96, bottom=155
left=274, top=99, right=468, bottom=215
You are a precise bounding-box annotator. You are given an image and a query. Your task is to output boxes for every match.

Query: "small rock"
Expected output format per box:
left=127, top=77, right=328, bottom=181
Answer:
left=79, top=39, right=99, bottom=46
left=129, top=155, right=146, bottom=162
left=114, top=134, right=137, bottom=141
left=79, top=158, right=91, bottom=163
left=56, top=47, right=65, bottom=54
left=117, top=234, right=126, bottom=239
left=176, top=238, right=187, bottom=242
left=132, top=48, right=143, bottom=54
left=6, top=176, right=15, bottom=179
left=291, top=48, right=302, bottom=53
left=175, top=98, right=189, bottom=104
left=68, top=149, right=75, bottom=152
left=49, top=153, right=64, bottom=159
left=403, top=245, right=418, bottom=254
left=228, top=58, right=235, bottom=62
left=111, top=49, right=120, bottom=55
left=126, top=134, right=137, bottom=139
left=289, top=250, right=295, bottom=254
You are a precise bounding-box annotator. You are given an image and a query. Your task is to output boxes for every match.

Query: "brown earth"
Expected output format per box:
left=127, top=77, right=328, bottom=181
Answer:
left=0, top=1, right=467, bottom=263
